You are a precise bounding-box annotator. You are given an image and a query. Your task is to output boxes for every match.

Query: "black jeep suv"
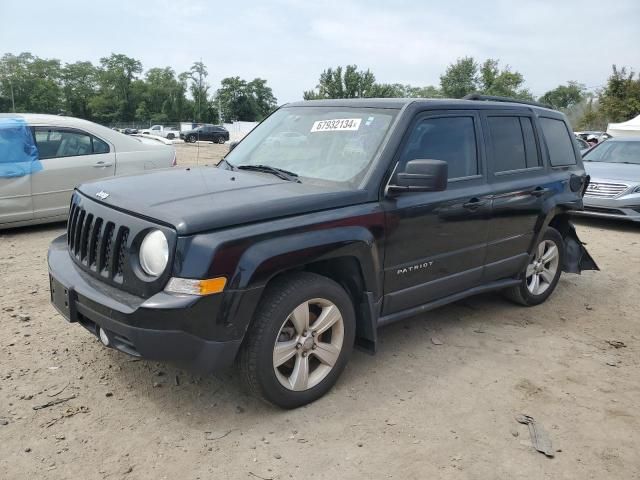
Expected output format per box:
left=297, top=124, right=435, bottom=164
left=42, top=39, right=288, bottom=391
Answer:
left=48, top=96, right=597, bottom=408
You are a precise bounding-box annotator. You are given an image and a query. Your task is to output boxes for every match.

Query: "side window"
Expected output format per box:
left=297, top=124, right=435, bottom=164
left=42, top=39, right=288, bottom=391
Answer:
left=488, top=116, right=526, bottom=172
left=540, top=117, right=577, bottom=166
left=92, top=136, right=110, bottom=154
left=34, top=127, right=109, bottom=158
left=520, top=117, right=541, bottom=168
left=399, top=116, right=478, bottom=179
left=487, top=116, right=541, bottom=173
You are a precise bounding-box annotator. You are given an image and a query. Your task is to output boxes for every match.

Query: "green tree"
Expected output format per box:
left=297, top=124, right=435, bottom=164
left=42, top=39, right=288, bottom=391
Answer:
left=247, top=78, right=277, bottom=119
left=91, top=53, right=143, bottom=123
left=439, top=57, right=531, bottom=99
left=62, top=61, right=98, bottom=118
left=188, top=61, right=209, bottom=122
left=598, top=65, right=640, bottom=122
left=439, top=57, right=478, bottom=98
left=0, top=52, right=63, bottom=113
left=304, top=65, right=379, bottom=99
left=478, top=59, right=532, bottom=99
left=539, top=81, right=585, bottom=110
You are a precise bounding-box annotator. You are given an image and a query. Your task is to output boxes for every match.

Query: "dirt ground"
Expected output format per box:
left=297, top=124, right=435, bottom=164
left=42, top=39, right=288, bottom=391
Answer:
left=1, top=143, right=639, bottom=479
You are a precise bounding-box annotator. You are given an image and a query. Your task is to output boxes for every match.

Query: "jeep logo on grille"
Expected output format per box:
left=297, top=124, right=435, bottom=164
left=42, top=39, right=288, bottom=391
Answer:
left=96, top=190, right=109, bottom=200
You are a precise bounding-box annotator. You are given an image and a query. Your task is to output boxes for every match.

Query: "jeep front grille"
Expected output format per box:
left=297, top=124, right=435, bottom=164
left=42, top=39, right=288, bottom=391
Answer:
left=584, top=181, right=629, bottom=198
left=67, top=203, right=129, bottom=282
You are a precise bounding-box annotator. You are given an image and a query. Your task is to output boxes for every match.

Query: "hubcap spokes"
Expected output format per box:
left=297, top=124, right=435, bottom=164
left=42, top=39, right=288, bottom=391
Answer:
left=273, top=299, right=344, bottom=391
left=526, top=240, right=559, bottom=295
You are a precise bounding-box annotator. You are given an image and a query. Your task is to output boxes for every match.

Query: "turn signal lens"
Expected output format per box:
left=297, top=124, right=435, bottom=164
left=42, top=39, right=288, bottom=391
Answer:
left=165, top=277, right=227, bottom=296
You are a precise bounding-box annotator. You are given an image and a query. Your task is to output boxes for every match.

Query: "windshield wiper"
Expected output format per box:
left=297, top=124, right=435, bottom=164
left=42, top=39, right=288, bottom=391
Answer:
left=236, top=164, right=301, bottom=182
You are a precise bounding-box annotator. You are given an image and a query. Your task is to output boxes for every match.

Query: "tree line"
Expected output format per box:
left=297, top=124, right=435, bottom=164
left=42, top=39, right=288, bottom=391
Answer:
left=0, top=52, right=277, bottom=125
left=1, top=51, right=638, bottom=131
left=304, top=58, right=640, bottom=130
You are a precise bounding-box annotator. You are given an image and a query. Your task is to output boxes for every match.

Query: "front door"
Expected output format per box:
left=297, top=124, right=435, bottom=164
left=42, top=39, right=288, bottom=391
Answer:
left=381, top=112, right=491, bottom=315
left=31, top=127, right=115, bottom=220
left=0, top=118, right=38, bottom=225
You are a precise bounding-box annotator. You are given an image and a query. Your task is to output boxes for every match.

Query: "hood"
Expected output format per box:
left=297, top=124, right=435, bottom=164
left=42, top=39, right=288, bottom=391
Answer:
left=584, top=161, right=640, bottom=183
left=77, top=166, right=367, bottom=235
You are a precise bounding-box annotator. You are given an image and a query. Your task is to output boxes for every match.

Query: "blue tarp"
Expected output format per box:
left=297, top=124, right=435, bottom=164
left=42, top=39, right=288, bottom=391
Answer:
left=0, top=117, right=42, bottom=178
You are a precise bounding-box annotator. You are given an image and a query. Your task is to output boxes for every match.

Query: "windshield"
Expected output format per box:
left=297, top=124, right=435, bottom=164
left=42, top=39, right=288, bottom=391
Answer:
left=224, top=107, right=397, bottom=187
left=583, top=140, right=640, bottom=165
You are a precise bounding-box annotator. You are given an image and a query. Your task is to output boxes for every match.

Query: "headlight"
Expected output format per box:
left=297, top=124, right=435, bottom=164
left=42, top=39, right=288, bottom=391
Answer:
left=139, top=230, right=169, bottom=277
left=633, top=186, right=640, bottom=194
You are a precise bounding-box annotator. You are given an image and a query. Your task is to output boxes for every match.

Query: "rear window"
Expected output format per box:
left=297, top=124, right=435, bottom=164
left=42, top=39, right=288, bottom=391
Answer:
left=540, top=117, right=576, bottom=166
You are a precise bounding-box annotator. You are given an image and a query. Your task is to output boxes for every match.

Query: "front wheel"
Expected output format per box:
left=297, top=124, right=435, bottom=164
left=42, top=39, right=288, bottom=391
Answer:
left=217, top=136, right=226, bottom=144
left=505, top=227, right=564, bottom=306
left=239, top=273, right=355, bottom=409
left=187, top=134, right=197, bottom=143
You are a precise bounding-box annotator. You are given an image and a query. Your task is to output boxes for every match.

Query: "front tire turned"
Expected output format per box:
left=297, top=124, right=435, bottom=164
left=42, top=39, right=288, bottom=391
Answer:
left=505, top=227, right=564, bottom=306
left=238, top=272, right=356, bottom=409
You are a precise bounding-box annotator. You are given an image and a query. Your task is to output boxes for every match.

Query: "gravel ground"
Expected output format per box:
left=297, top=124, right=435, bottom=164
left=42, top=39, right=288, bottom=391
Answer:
left=1, top=143, right=639, bottom=479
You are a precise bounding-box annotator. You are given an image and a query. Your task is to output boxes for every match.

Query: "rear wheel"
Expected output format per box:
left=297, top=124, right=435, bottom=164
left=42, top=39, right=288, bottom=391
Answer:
left=505, top=227, right=564, bottom=306
left=167, top=133, right=175, bottom=140
left=239, top=273, right=355, bottom=409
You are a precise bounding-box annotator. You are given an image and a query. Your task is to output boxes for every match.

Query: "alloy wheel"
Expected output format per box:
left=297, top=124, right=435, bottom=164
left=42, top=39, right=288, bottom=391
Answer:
left=272, top=298, right=344, bottom=392
left=526, top=239, right=560, bottom=295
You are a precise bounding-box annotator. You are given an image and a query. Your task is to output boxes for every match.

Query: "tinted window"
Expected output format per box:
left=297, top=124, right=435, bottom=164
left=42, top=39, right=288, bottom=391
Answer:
left=540, top=117, right=576, bottom=166
left=399, top=116, right=478, bottom=179
left=520, top=117, right=541, bottom=168
left=488, top=116, right=526, bottom=172
left=34, top=127, right=109, bottom=158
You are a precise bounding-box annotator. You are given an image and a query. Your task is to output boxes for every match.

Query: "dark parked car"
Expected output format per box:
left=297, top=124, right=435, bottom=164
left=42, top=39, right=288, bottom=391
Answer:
left=48, top=96, right=597, bottom=408
left=180, top=124, right=229, bottom=144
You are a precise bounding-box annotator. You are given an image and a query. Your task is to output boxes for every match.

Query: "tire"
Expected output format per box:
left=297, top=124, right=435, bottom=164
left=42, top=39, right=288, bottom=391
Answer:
left=217, top=136, right=226, bottom=144
left=167, top=133, right=175, bottom=140
left=188, top=134, right=197, bottom=143
left=238, top=272, right=356, bottom=409
left=504, top=227, right=564, bottom=306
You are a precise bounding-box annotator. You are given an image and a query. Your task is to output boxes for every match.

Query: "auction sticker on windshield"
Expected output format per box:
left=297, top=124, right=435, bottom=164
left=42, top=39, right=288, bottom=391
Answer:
left=310, top=118, right=361, bottom=132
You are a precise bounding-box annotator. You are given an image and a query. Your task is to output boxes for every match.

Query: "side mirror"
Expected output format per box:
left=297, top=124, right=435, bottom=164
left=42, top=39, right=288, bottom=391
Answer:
left=229, top=141, right=239, bottom=152
left=388, top=159, right=448, bottom=193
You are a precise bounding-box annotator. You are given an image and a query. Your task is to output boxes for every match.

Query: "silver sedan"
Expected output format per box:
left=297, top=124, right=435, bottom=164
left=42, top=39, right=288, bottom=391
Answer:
left=0, top=114, right=176, bottom=229
left=575, top=137, right=640, bottom=222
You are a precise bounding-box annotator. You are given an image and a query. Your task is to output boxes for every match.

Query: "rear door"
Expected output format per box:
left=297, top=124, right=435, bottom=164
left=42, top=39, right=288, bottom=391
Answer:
left=31, top=127, right=115, bottom=220
left=481, top=111, right=549, bottom=281
left=381, top=111, right=492, bottom=314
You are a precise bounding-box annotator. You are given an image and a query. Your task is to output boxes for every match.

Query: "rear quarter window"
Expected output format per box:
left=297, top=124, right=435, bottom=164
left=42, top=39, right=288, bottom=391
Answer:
left=540, top=117, right=577, bottom=166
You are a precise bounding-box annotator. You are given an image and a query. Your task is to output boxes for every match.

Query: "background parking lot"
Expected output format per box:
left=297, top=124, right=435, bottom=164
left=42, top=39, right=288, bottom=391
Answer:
left=1, top=143, right=639, bottom=479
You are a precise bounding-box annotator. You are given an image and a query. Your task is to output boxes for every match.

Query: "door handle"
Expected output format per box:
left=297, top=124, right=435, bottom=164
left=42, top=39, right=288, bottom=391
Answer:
left=93, top=161, right=113, bottom=168
left=463, top=198, right=487, bottom=209
left=531, top=187, right=549, bottom=197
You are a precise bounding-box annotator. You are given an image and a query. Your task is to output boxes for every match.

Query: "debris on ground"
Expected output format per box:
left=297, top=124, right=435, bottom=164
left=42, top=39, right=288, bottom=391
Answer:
left=32, top=394, right=77, bottom=411
left=42, top=406, right=89, bottom=428
left=607, top=340, right=626, bottom=349
left=431, top=336, right=444, bottom=345
left=515, top=414, right=555, bottom=457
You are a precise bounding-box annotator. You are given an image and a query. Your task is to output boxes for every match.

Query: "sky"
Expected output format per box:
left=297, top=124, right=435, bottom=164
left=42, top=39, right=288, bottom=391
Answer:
left=1, top=0, right=639, bottom=103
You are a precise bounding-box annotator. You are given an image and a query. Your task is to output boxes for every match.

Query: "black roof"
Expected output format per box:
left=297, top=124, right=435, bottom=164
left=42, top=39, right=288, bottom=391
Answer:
left=284, top=97, right=557, bottom=113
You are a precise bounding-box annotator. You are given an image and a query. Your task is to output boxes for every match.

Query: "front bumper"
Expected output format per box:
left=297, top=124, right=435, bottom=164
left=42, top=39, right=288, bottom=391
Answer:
left=47, top=235, right=242, bottom=371
left=574, top=194, right=640, bottom=222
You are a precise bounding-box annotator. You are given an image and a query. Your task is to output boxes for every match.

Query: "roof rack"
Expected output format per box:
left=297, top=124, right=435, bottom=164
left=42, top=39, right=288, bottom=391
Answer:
left=462, top=94, right=552, bottom=110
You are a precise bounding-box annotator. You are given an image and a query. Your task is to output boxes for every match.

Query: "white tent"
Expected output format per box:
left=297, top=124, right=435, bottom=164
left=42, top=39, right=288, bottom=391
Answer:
left=607, top=114, right=640, bottom=137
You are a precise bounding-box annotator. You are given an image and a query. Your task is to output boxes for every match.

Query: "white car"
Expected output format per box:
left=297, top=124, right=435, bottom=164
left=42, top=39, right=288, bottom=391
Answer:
left=0, top=114, right=176, bottom=229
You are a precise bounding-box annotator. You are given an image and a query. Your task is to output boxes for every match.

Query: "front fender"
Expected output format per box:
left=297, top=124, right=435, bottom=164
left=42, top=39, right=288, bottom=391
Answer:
left=233, top=226, right=383, bottom=296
